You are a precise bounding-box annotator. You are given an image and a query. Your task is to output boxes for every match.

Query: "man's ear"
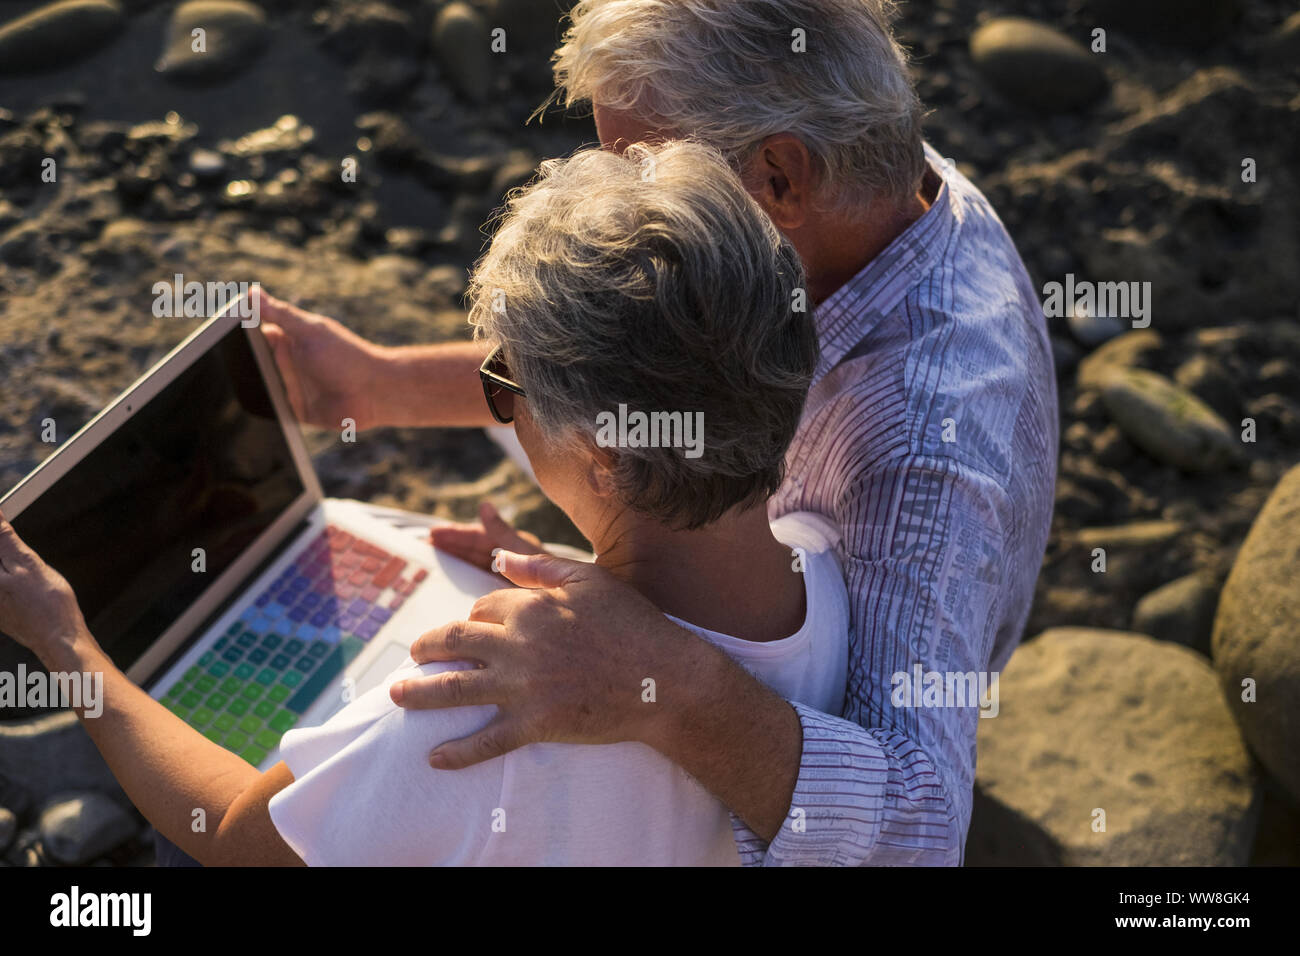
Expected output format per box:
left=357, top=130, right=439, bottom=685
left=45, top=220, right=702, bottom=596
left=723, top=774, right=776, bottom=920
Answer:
left=742, top=134, right=815, bottom=231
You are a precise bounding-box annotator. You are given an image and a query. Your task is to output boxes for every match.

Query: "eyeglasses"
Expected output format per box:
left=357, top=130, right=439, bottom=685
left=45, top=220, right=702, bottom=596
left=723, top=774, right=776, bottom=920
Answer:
left=479, top=344, right=526, bottom=424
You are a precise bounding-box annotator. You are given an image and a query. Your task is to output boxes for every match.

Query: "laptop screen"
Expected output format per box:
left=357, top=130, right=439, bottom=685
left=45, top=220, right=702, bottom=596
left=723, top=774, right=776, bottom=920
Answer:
left=0, top=326, right=305, bottom=715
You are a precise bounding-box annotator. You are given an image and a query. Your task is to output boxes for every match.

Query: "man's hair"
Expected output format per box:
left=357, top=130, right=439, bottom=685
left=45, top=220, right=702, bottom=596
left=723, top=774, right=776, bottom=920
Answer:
left=550, top=0, right=926, bottom=209
left=468, top=141, right=817, bottom=531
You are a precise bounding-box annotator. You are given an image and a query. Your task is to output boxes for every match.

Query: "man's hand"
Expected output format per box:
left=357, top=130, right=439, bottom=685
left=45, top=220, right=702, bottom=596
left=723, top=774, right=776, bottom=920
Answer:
left=0, top=510, right=90, bottom=660
left=392, top=550, right=707, bottom=766
left=429, top=500, right=546, bottom=573
left=390, top=547, right=805, bottom=839
left=255, top=288, right=387, bottom=431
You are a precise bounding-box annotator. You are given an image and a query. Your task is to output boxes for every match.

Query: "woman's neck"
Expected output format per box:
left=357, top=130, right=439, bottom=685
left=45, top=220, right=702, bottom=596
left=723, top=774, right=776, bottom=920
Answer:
left=586, top=504, right=807, bottom=643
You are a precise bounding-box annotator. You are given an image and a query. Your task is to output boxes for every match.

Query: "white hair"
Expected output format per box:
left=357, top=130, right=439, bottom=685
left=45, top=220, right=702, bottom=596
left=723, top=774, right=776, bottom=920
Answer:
left=550, top=0, right=926, bottom=208
left=468, top=140, right=817, bottom=530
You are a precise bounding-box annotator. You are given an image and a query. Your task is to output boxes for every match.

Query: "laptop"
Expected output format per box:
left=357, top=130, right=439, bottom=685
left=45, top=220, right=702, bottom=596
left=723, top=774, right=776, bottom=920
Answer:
left=0, top=295, right=503, bottom=768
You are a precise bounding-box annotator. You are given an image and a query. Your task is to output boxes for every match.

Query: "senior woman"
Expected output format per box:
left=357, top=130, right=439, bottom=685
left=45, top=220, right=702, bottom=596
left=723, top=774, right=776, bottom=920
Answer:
left=0, top=141, right=848, bottom=865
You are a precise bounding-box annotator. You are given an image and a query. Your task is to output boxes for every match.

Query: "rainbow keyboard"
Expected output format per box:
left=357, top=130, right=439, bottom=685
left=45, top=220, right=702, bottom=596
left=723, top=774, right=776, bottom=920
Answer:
left=159, top=525, right=428, bottom=765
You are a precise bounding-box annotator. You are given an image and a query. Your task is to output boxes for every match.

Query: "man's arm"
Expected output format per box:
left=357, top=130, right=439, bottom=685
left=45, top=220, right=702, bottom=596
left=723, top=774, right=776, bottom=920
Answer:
left=255, top=290, right=494, bottom=431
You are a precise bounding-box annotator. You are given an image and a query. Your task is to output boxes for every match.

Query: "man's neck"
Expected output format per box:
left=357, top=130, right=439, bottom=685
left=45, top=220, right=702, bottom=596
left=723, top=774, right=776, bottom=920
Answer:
left=802, top=186, right=933, bottom=304
left=586, top=505, right=807, bottom=643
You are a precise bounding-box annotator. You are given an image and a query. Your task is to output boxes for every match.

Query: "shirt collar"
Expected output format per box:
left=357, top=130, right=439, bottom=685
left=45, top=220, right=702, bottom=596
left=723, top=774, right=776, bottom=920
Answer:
left=810, top=143, right=956, bottom=387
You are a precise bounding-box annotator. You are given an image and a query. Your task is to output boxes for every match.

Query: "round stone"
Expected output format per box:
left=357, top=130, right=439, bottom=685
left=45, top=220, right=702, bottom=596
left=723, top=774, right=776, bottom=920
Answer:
left=0, top=0, right=123, bottom=74
left=156, top=0, right=267, bottom=81
left=970, top=17, right=1109, bottom=113
left=433, top=2, right=494, bottom=105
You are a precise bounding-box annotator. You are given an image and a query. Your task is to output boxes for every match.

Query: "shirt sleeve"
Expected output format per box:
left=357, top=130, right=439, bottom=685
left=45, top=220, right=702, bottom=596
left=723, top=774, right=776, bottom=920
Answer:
left=267, top=659, right=506, bottom=866
left=733, top=455, right=1014, bottom=866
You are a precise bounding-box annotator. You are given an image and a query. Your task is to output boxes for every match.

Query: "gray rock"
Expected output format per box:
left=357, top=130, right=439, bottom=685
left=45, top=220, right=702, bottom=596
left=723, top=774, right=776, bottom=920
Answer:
left=0, top=710, right=125, bottom=810
left=970, top=628, right=1259, bottom=865
left=39, top=791, right=138, bottom=865
left=1131, top=572, right=1219, bottom=657
left=433, top=2, right=493, bottom=104
left=1098, top=367, right=1241, bottom=472
left=1076, top=328, right=1162, bottom=390
left=3, top=826, right=51, bottom=867
left=0, top=807, right=15, bottom=852
left=1213, top=464, right=1300, bottom=804
left=156, top=0, right=267, bottom=81
left=1088, top=0, right=1240, bottom=49
left=0, top=0, right=123, bottom=74
left=969, top=18, right=1109, bottom=113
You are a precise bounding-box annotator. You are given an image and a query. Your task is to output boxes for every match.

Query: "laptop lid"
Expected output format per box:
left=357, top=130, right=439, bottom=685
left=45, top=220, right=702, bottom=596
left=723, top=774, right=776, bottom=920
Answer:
left=0, top=296, right=322, bottom=699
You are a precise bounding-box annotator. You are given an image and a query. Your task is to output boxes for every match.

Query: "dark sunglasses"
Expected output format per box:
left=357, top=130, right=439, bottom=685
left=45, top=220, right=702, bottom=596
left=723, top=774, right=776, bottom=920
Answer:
left=479, top=344, right=526, bottom=424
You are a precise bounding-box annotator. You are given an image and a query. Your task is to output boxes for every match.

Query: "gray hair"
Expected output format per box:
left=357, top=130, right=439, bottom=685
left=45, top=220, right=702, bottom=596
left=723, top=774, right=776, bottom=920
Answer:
left=467, top=140, right=817, bottom=531
left=550, top=0, right=926, bottom=209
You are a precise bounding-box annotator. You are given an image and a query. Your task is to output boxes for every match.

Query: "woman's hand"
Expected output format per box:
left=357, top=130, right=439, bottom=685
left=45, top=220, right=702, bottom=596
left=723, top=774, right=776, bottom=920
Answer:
left=0, top=510, right=91, bottom=662
left=429, top=500, right=547, bottom=572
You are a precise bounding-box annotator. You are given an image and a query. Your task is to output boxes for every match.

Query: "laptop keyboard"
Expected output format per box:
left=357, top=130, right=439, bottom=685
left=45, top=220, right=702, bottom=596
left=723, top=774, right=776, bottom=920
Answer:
left=158, top=525, right=429, bottom=765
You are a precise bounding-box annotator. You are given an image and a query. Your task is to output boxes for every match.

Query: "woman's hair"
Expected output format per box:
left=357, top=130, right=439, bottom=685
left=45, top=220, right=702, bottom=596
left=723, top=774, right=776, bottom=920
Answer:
left=467, top=140, right=818, bottom=531
left=549, top=0, right=925, bottom=210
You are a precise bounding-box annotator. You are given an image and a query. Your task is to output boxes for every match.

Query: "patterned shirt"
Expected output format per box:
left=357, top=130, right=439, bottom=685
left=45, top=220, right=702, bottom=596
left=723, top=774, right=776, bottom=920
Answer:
left=733, top=144, right=1059, bottom=865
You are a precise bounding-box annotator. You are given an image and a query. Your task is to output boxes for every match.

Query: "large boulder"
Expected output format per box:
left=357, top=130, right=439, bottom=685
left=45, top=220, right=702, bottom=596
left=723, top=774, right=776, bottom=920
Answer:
left=1212, top=464, right=1300, bottom=805
left=970, top=18, right=1109, bottom=113
left=969, top=628, right=1259, bottom=865
left=0, top=0, right=123, bottom=73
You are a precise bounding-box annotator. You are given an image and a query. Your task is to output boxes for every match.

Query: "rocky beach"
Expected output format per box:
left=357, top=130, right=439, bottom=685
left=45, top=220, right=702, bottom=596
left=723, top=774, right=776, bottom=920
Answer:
left=1, top=0, right=1297, bottom=866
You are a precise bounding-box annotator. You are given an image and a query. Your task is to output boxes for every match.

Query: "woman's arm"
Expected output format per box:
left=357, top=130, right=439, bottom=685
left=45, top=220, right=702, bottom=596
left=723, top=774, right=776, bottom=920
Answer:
left=0, top=512, right=303, bottom=866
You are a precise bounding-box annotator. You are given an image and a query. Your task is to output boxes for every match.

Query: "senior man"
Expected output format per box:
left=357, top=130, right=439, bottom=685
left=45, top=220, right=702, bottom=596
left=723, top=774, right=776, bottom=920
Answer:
left=256, top=0, right=1058, bottom=866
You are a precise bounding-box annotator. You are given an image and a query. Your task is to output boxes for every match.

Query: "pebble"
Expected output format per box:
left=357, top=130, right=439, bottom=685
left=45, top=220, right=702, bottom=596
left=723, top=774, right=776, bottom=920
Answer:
left=1213, top=464, right=1300, bottom=805
left=433, top=2, right=494, bottom=105
left=38, top=791, right=138, bottom=865
left=969, top=628, right=1259, bottom=865
left=188, top=147, right=226, bottom=178
left=1097, top=366, right=1240, bottom=472
left=156, top=0, right=267, bottom=80
left=1131, top=572, right=1219, bottom=657
left=969, top=17, right=1108, bottom=113
left=0, top=0, right=123, bottom=74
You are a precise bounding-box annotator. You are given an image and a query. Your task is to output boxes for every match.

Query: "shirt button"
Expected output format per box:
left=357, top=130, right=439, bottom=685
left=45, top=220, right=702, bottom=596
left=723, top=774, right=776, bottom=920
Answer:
left=840, top=755, right=852, bottom=767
